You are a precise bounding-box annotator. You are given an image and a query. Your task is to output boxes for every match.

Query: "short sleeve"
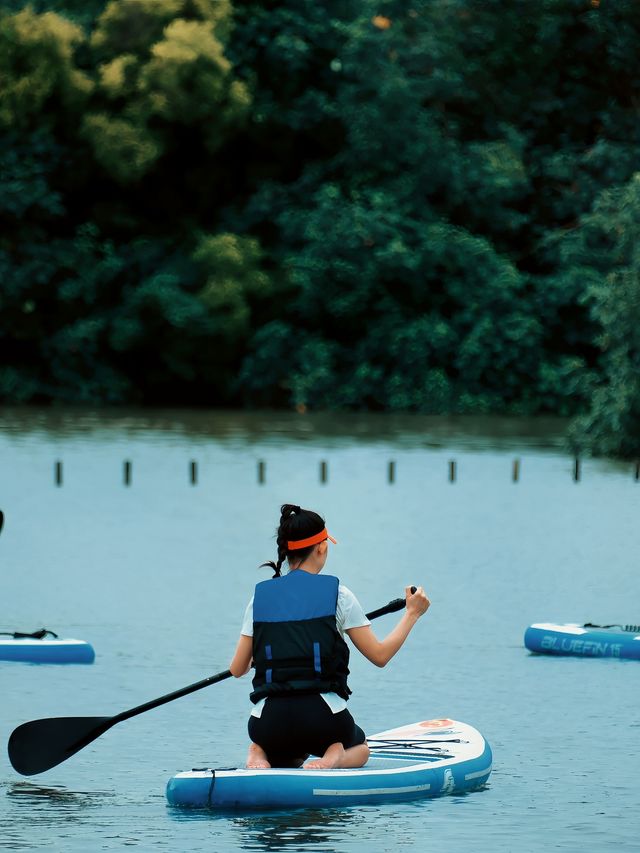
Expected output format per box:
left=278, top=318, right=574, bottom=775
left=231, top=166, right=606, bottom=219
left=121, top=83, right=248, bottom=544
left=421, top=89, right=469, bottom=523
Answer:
left=240, top=597, right=254, bottom=637
left=336, top=585, right=370, bottom=634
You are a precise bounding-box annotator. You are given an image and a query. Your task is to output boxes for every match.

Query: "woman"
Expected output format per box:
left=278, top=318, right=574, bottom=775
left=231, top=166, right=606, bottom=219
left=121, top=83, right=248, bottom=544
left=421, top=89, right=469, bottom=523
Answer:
left=229, top=503, right=430, bottom=770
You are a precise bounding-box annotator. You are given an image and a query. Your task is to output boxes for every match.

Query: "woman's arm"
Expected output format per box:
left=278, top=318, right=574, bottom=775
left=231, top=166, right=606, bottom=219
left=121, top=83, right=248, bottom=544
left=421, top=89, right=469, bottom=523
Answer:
left=229, top=634, right=253, bottom=677
left=346, top=585, right=430, bottom=667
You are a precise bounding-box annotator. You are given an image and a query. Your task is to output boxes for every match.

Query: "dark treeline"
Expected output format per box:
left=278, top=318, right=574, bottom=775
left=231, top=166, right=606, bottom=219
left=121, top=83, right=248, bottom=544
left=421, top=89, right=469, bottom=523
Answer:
left=1, top=0, right=639, bottom=456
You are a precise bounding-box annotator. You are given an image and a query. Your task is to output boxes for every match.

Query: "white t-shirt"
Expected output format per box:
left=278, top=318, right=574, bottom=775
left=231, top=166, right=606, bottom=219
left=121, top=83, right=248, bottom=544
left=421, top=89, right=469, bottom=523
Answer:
left=241, top=583, right=370, bottom=717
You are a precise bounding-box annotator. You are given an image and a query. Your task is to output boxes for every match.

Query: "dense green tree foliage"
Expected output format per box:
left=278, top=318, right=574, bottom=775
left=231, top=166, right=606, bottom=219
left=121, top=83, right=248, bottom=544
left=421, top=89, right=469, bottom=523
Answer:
left=564, top=175, right=640, bottom=457
left=1, top=0, right=639, bottom=453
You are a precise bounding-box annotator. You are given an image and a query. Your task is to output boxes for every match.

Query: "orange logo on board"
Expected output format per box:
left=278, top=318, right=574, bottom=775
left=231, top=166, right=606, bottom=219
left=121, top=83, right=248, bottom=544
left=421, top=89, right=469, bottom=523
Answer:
left=419, top=719, right=454, bottom=728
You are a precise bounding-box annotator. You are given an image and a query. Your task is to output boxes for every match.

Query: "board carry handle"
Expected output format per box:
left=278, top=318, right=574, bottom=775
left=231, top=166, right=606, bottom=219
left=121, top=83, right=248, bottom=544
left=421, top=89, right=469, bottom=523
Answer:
left=584, top=622, right=640, bottom=633
left=8, top=587, right=418, bottom=776
left=0, top=629, right=59, bottom=639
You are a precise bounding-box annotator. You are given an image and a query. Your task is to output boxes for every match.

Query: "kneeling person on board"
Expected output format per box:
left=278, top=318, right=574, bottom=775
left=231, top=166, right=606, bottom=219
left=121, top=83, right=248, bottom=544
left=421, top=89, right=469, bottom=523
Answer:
left=229, top=503, right=430, bottom=770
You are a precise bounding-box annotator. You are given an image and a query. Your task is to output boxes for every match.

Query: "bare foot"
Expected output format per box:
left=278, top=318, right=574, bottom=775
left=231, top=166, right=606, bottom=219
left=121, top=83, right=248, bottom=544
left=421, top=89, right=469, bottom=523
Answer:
left=304, top=742, right=369, bottom=770
left=246, top=743, right=271, bottom=769
left=303, top=743, right=344, bottom=769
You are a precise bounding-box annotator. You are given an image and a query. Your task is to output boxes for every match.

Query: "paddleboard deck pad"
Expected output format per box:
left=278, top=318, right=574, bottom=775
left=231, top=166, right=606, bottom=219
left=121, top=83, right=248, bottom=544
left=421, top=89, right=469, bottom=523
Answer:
left=525, top=623, right=640, bottom=660
left=0, top=638, right=95, bottom=664
left=166, top=718, right=492, bottom=809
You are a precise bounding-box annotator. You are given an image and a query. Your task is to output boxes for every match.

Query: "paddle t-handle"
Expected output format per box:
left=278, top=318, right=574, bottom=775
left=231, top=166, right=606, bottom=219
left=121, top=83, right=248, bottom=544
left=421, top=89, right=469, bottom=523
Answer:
left=365, top=586, right=417, bottom=620
left=8, top=588, right=418, bottom=776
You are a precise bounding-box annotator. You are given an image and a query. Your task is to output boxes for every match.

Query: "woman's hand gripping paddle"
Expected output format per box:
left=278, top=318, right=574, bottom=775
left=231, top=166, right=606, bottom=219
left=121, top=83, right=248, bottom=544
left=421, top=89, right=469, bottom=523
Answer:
left=8, top=588, right=416, bottom=776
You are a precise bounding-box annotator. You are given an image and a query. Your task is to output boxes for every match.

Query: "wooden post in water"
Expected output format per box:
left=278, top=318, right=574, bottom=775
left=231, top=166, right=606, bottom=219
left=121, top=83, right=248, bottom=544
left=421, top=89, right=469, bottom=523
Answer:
left=320, top=460, right=328, bottom=484
left=54, top=460, right=63, bottom=487
left=190, top=460, right=198, bottom=485
left=573, top=458, right=580, bottom=482
left=449, top=460, right=456, bottom=482
left=388, top=460, right=395, bottom=484
left=124, top=460, right=132, bottom=486
left=257, top=460, right=265, bottom=484
left=512, top=458, right=520, bottom=482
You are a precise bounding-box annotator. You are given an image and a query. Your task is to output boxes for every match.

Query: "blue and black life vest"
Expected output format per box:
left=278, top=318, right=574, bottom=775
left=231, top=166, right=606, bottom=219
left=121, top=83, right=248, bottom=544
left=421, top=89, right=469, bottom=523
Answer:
left=250, top=571, right=351, bottom=704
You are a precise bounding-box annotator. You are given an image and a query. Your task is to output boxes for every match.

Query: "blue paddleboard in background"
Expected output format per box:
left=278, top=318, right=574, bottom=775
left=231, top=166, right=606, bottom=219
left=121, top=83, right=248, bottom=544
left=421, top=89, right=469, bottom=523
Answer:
left=0, top=637, right=95, bottom=664
left=525, top=623, right=640, bottom=660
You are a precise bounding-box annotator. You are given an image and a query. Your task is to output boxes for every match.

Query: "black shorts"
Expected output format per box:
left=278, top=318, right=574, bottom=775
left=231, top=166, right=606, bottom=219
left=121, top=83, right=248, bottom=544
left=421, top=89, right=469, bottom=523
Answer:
left=247, top=694, right=366, bottom=768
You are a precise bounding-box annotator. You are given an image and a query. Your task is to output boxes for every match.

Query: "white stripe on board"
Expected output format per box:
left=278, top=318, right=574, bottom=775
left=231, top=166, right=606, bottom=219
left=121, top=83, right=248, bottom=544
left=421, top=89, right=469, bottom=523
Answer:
left=464, top=766, right=492, bottom=781
left=313, top=783, right=431, bottom=797
left=368, top=755, right=428, bottom=762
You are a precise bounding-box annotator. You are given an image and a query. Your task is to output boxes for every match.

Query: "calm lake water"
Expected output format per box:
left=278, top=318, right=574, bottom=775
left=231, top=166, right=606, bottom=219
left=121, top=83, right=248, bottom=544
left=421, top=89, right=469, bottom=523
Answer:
left=0, top=408, right=638, bottom=852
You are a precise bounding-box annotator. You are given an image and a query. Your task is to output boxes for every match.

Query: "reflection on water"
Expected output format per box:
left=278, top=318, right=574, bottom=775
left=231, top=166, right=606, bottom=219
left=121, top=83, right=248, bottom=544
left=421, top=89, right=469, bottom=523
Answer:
left=5, top=780, right=113, bottom=810
left=0, top=405, right=570, bottom=450
left=169, top=805, right=369, bottom=851
left=7, top=781, right=85, bottom=803
left=231, top=809, right=364, bottom=851
left=1, top=781, right=114, bottom=849
left=166, top=788, right=488, bottom=851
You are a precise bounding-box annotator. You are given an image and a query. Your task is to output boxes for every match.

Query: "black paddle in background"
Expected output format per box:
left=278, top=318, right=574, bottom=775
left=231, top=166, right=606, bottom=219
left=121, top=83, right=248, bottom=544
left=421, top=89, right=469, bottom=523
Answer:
left=0, top=510, right=4, bottom=536
left=8, top=587, right=417, bottom=776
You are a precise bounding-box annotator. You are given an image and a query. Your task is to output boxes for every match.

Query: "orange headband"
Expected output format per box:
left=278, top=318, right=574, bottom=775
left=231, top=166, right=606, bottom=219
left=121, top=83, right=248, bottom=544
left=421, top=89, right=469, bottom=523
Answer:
left=287, top=528, right=337, bottom=550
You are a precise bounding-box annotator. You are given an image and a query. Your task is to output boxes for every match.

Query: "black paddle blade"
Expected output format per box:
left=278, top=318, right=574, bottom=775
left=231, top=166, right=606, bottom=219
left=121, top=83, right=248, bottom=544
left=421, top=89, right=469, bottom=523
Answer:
left=8, top=716, right=113, bottom=776
left=0, top=510, right=4, bottom=535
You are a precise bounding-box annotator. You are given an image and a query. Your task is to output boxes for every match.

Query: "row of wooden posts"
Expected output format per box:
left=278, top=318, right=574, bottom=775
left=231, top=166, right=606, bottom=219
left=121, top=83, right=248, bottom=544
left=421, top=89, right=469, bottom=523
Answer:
left=52, top=458, right=640, bottom=486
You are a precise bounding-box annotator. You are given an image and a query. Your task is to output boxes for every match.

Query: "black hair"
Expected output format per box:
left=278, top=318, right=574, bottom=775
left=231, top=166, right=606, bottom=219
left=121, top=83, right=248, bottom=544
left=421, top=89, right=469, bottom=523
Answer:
left=261, top=503, right=326, bottom=578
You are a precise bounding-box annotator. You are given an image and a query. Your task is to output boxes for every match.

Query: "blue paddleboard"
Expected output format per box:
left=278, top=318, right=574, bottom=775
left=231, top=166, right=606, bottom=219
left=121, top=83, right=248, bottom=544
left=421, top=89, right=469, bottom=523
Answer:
left=0, top=638, right=95, bottom=664
left=524, top=623, right=640, bottom=660
left=166, top=718, right=492, bottom=809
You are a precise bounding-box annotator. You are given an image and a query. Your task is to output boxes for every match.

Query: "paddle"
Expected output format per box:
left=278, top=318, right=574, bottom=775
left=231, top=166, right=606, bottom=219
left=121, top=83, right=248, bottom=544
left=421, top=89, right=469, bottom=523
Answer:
left=0, top=510, right=4, bottom=535
left=8, top=588, right=416, bottom=776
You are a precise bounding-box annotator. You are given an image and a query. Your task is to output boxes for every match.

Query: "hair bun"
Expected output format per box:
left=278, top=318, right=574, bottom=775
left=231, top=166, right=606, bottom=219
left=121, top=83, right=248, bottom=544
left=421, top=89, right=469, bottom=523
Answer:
left=279, top=503, right=301, bottom=521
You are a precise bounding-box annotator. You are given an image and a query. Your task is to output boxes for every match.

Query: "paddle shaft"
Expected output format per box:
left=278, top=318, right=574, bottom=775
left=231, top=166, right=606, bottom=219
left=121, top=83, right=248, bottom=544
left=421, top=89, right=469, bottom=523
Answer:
left=114, top=668, right=233, bottom=725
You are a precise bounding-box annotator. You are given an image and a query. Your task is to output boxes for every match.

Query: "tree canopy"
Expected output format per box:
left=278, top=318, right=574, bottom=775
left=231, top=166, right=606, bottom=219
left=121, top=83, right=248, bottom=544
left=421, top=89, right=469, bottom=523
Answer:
left=1, top=0, right=639, bottom=454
